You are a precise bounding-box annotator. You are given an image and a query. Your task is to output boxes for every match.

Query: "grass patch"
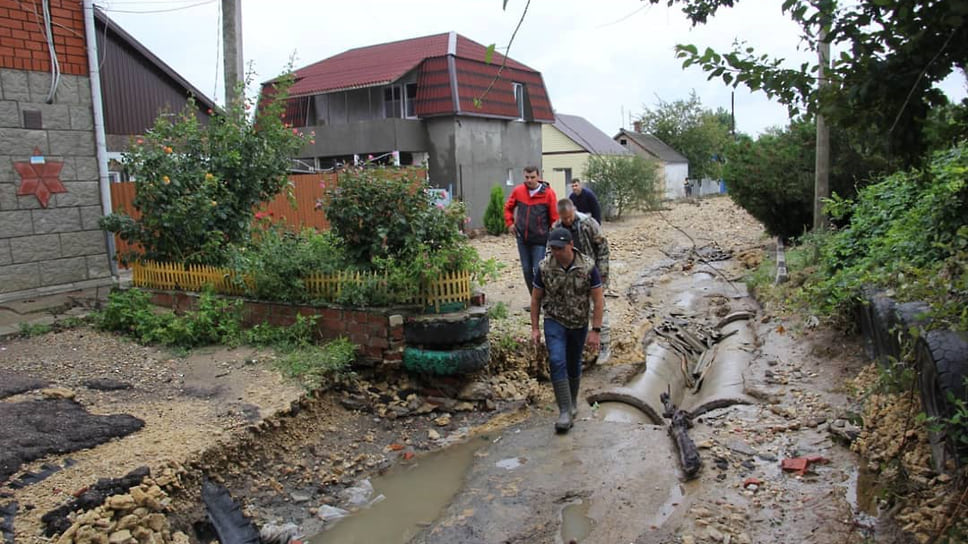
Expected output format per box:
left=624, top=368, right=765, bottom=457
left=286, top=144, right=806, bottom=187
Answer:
left=91, top=287, right=359, bottom=389
left=18, top=322, right=53, bottom=337
left=487, top=301, right=509, bottom=321
left=274, top=337, right=357, bottom=390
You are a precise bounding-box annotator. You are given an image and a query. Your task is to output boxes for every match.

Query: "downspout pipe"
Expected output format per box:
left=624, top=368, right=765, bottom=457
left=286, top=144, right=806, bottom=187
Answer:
left=82, top=0, right=118, bottom=279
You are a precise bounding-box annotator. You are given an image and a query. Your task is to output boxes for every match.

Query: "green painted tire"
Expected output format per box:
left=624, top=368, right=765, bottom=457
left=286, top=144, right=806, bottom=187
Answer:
left=403, top=342, right=490, bottom=376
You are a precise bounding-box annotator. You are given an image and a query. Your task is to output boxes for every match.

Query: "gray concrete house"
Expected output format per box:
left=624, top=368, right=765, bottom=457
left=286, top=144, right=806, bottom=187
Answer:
left=270, top=32, right=556, bottom=227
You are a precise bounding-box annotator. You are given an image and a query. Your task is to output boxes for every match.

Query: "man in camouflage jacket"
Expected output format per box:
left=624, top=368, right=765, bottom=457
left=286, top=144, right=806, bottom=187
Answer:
left=548, top=198, right=612, bottom=363
left=531, top=227, right=604, bottom=433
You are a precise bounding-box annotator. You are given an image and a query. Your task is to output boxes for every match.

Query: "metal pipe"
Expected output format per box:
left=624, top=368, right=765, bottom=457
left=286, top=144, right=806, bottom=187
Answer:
left=82, top=0, right=118, bottom=278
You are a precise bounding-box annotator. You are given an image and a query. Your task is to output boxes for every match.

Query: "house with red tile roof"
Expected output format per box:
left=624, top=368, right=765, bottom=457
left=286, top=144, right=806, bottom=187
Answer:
left=268, top=31, right=555, bottom=227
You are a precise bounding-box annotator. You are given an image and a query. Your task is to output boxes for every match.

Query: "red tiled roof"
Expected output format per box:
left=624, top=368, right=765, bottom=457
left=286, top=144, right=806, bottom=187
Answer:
left=450, top=58, right=554, bottom=122
left=288, top=32, right=533, bottom=97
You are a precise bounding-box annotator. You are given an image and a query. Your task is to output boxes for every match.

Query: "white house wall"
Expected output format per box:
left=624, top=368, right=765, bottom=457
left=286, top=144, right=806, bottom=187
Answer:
left=663, top=162, right=688, bottom=199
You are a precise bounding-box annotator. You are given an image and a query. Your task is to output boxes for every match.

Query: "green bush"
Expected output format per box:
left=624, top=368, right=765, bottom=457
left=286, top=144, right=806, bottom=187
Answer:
left=803, top=142, right=968, bottom=330
left=323, top=167, right=498, bottom=288
left=584, top=155, right=661, bottom=219
left=231, top=225, right=347, bottom=303
left=724, top=121, right=892, bottom=239
left=483, top=185, right=507, bottom=235
left=99, top=71, right=307, bottom=265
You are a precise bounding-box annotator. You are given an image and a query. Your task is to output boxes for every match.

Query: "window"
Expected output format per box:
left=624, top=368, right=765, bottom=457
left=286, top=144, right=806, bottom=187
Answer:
left=512, top=82, right=525, bottom=120
left=404, top=83, right=418, bottom=118
left=384, top=85, right=402, bottom=118
left=620, top=138, right=628, bottom=146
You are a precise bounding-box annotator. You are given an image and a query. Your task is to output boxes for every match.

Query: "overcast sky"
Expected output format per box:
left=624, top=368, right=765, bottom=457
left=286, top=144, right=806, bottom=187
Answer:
left=98, top=0, right=965, bottom=137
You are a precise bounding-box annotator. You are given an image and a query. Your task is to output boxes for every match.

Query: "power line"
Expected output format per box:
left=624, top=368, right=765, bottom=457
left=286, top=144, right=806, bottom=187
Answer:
left=596, top=3, right=651, bottom=28
left=96, top=0, right=215, bottom=14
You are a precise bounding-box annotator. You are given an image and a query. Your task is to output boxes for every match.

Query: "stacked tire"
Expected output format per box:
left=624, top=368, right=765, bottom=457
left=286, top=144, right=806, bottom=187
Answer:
left=857, top=291, right=968, bottom=472
left=402, top=309, right=490, bottom=376
left=915, top=330, right=968, bottom=474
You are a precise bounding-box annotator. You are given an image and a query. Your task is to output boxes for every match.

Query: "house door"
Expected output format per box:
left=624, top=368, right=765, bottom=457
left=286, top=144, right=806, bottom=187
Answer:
left=552, top=167, right=572, bottom=196
left=556, top=167, right=572, bottom=184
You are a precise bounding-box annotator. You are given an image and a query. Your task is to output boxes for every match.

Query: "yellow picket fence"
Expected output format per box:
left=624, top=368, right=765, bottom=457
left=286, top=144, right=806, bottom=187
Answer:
left=131, top=261, right=471, bottom=311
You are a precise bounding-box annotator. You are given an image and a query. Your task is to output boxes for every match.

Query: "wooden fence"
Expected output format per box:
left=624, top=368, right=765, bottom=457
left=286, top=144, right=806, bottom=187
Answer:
left=109, top=170, right=429, bottom=263
left=109, top=173, right=337, bottom=262
left=132, top=261, right=471, bottom=312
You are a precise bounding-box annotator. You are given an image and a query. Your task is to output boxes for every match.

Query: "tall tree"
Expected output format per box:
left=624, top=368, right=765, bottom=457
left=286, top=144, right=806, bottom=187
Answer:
left=637, top=91, right=732, bottom=181
left=658, top=0, right=968, bottom=164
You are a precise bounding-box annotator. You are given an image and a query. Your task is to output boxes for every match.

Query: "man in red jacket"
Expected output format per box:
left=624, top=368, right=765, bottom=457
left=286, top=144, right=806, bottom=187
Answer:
left=504, top=166, right=559, bottom=298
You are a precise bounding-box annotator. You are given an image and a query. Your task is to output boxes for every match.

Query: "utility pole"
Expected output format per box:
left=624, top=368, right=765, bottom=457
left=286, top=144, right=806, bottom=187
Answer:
left=813, top=22, right=830, bottom=231
left=730, top=91, right=735, bottom=137
left=222, top=0, right=243, bottom=106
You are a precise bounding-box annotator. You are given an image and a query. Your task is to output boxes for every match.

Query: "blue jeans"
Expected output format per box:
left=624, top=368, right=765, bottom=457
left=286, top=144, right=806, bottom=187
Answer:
left=516, top=238, right=547, bottom=292
left=543, top=317, right=587, bottom=382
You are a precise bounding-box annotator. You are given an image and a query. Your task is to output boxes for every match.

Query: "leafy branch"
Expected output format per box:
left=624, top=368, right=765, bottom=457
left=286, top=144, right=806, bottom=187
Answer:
left=474, top=0, right=532, bottom=109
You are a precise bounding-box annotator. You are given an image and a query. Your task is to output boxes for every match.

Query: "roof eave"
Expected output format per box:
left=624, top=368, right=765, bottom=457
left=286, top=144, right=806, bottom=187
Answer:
left=93, top=7, right=220, bottom=113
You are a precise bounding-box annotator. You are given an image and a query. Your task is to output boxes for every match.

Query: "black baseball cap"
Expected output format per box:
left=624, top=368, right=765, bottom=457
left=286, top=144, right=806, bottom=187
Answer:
left=548, top=227, right=573, bottom=248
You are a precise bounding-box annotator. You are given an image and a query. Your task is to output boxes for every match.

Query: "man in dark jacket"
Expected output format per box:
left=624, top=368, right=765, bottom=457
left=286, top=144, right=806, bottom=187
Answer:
left=569, top=179, right=602, bottom=225
left=504, top=166, right=559, bottom=295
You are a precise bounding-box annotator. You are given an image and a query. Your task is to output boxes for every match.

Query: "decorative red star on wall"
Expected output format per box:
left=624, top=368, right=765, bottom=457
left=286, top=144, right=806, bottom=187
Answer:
left=14, top=147, right=66, bottom=208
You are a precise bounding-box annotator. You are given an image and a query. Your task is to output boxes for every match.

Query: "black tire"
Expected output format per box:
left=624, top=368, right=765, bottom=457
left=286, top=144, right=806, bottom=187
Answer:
left=405, top=314, right=489, bottom=347
left=855, top=296, right=877, bottom=361
left=916, top=330, right=968, bottom=473
left=889, top=301, right=932, bottom=362
left=403, top=341, right=490, bottom=376
left=869, top=293, right=898, bottom=366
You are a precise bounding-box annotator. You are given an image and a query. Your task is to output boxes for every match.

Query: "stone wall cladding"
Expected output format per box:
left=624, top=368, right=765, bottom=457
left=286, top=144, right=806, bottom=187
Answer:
left=0, top=0, right=113, bottom=299
left=148, top=290, right=407, bottom=367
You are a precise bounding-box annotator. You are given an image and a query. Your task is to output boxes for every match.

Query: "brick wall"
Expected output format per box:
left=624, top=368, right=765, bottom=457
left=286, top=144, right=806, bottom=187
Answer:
left=0, top=1, right=112, bottom=302
left=149, top=291, right=407, bottom=367
left=0, top=0, right=88, bottom=75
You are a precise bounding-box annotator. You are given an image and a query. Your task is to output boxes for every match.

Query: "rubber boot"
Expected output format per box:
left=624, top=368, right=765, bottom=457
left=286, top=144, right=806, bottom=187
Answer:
left=569, top=376, right=581, bottom=418
left=552, top=380, right=573, bottom=433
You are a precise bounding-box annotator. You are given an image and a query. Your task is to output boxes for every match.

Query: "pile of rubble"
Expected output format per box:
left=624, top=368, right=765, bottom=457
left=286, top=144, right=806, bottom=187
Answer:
left=848, top=364, right=967, bottom=543
left=54, top=467, right=186, bottom=544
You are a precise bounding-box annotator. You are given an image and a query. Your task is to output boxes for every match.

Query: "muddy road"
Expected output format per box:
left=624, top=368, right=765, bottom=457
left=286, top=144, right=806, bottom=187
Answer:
left=0, top=197, right=894, bottom=544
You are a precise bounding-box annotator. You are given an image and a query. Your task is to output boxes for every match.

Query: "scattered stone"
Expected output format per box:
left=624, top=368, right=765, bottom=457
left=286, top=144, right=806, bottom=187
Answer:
left=107, top=494, right=136, bottom=511
left=433, top=415, right=452, bottom=427
left=428, top=429, right=441, bottom=440
left=108, top=529, right=132, bottom=544
left=290, top=492, right=312, bottom=504
left=40, top=387, right=76, bottom=400
left=82, top=379, right=132, bottom=392
left=457, top=381, right=493, bottom=401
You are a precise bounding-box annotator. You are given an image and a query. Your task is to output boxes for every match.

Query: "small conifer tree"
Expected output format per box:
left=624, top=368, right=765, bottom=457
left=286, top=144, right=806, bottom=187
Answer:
left=483, top=185, right=507, bottom=235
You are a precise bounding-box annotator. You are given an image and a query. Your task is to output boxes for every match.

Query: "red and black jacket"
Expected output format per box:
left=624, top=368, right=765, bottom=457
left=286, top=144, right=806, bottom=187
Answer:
left=504, top=182, right=559, bottom=245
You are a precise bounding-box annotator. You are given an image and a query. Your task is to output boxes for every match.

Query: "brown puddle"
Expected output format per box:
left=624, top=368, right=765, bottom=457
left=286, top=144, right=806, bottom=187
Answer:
left=311, top=437, right=488, bottom=544
left=559, top=497, right=593, bottom=543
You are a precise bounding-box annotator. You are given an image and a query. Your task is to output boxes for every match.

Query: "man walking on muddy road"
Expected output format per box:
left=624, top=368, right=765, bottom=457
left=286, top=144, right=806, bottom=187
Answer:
left=531, top=227, right=604, bottom=433
left=550, top=198, right=612, bottom=364
left=569, top=178, right=602, bottom=225
left=505, top=166, right=558, bottom=301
